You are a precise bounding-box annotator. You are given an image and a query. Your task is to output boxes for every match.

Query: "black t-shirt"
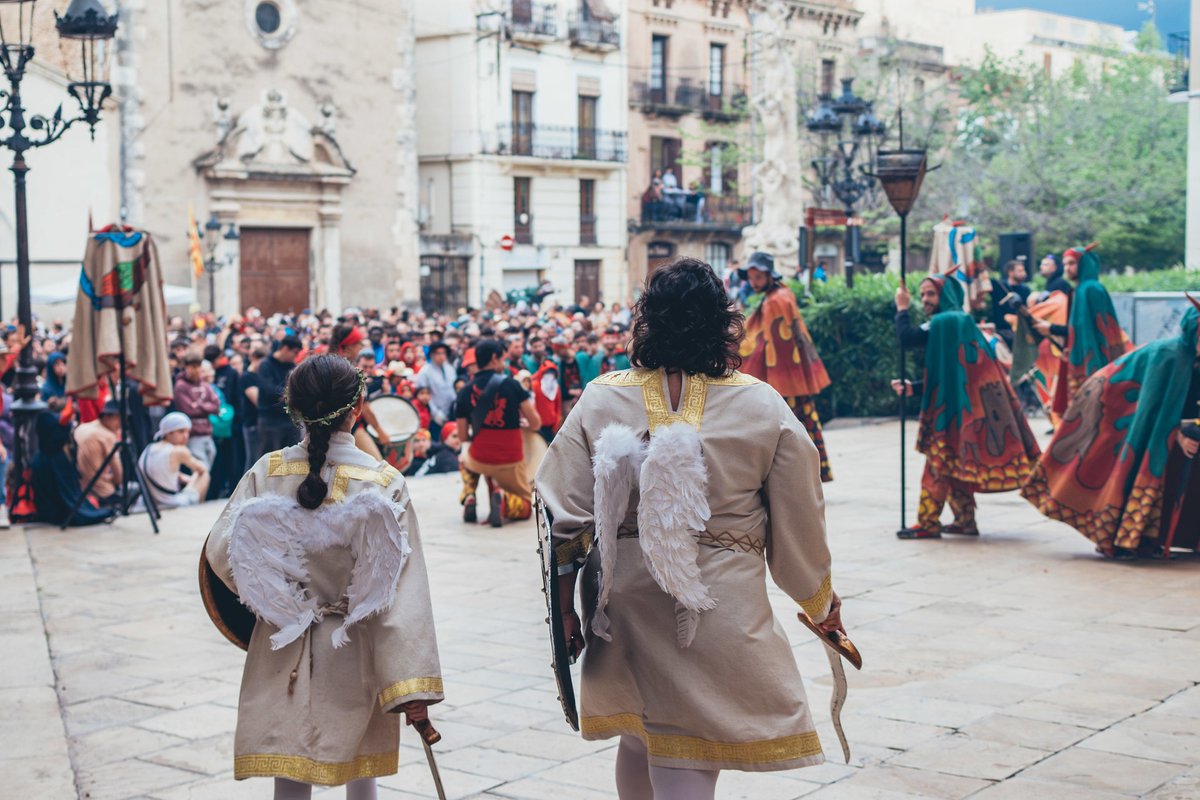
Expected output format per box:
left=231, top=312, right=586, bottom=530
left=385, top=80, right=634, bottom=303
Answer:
left=455, top=370, right=530, bottom=463
left=240, top=370, right=259, bottom=427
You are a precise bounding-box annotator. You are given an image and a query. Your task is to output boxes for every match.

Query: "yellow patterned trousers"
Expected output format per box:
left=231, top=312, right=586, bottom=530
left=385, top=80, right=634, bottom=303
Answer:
left=788, top=396, right=832, bottom=483
left=918, top=463, right=977, bottom=533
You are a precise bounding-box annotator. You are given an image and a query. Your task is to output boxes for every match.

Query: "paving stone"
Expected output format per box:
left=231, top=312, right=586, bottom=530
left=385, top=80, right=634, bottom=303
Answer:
left=1077, top=711, right=1200, bottom=766
left=958, top=713, right=1091, bottom=752
left=1020, top=748, right=1186, bottom=795
left=889, top=733, right=1051, bottom=781
left=78, top=757, right=199, bottom=800
left=968, top=777, right=1133, bottom=800
left=135, top=703, right=238, bottom=740
left=828, top=765, right=990, bottom=800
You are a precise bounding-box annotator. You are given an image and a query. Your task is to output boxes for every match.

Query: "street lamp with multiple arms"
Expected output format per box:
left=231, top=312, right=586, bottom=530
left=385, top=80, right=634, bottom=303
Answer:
left=201, top=213, right=239, bottom=314
left=805, top=78, right=885, bottom=288
left=0, top=0, right=118, bottom=482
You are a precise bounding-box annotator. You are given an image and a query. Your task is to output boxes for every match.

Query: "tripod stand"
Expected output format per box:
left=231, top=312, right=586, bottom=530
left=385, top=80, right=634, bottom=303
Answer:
left=62, top=303, right=161, bottom=532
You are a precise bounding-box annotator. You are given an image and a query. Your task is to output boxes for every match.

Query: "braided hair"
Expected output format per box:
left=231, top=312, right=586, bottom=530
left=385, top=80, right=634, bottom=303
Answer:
left=284, top=354, right=365, bottom=509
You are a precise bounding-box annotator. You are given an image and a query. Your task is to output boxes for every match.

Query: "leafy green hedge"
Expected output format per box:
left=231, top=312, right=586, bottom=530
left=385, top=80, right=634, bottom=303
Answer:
left=1092, top=267, right=1200, bottom=294
left=791, top=274, right=926, bottom=419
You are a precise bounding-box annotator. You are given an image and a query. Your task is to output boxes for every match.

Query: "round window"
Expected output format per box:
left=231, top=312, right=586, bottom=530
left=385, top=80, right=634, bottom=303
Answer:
left=255, top=2, right=281, bottom=34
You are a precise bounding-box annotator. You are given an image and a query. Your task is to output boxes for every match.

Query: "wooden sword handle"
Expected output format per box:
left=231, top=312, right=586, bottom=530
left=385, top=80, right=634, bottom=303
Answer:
left=413, top=718, right=442, bottom=746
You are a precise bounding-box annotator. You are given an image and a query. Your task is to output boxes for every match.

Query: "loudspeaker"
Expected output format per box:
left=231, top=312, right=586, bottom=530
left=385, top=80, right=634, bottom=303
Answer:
left=998, top=232, right=1034, bottom=271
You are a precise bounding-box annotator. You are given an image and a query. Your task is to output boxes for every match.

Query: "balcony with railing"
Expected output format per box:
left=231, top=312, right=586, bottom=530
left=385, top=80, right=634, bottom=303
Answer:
left=492, top=123, right=627, bottom=163
left=567, top=13, right=619, bottom=50
left=1168, top=32, right=1189, bottom=96
left=510, top=1, right=560, bottom=40
left=631, top=77, right=747, bottom=121
left=638, top=193, right=751, bottom=232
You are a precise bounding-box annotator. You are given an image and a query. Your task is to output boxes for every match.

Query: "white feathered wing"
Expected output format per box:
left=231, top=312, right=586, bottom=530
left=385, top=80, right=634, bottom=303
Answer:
left=590, top=423, right=645, bottom=640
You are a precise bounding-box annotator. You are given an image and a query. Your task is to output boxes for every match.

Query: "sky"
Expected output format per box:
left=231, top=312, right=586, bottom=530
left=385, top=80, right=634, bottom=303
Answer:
left=980, top=0, right=1190, bottom=35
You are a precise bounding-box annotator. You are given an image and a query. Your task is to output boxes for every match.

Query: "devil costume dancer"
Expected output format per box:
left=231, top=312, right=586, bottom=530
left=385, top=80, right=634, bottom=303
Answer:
left=738, top=251, right=834, bottom=481
left=536, top=259, right=843, bottom=799
left=1023, top=299, right=1200, bottom=558
left=1047, top=247, right=1131, bottom=419
left=895, top=273, right=1041, bottom=539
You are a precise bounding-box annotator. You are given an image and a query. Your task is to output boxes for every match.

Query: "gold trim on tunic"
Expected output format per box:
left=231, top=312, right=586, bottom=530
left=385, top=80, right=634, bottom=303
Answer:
left=799, top=573, right=833, bottom=619
left=581, top=713, right=823, bottom=764
left=377, top=677, right=445, bottom=708
left=555, top=530, right=595, bottom=567
left=234, top=751, right=397, bottom=785
left=267, top=453, right=399, bottom=503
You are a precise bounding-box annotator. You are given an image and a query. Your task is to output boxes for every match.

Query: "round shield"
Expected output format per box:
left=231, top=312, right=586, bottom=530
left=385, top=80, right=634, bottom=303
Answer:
left=198, top=539, right=255, bottom=651
left=366, top=395, right=421, bottom=445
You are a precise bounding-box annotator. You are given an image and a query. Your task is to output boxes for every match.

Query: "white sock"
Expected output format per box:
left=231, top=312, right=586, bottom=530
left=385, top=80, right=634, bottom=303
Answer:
left=648, top=764, right=719, bottom=800
left=345, top=778, right=377, bottom=800
left=615, top=735, right=654, bottom=800
left=274, top=778, right=312, bottom=800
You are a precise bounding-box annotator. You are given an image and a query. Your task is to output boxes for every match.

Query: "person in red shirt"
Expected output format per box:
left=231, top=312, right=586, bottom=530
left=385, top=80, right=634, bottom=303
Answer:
left=412, top=385, right=432, bottom=434
left=455, top=339, right=541, bottom=527
left=531, top=358, right=561, bottom=444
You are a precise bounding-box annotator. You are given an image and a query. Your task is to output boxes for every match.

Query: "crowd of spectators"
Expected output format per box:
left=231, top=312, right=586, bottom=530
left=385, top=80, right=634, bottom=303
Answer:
left=12, top=294, right=637, bottom=523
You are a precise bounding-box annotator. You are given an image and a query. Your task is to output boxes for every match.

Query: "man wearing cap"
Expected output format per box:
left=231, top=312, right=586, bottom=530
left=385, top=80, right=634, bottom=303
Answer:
left=738, top=251, right=835, bottom=481
left=74, top=400, right=124, bottom=507
left=174, top=352, right=221, bottom=469
left=139, top=412, right=210, bottom=509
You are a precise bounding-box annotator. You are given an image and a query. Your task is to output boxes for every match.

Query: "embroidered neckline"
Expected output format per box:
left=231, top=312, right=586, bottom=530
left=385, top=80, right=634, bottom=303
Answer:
left=590, top=369, right=759, bottom=432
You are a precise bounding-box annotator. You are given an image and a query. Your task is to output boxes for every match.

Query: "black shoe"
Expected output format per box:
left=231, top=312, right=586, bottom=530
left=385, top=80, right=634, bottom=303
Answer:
left=488, top=490, right=503, bottom=528
left=462, top=497, right=477, bottom=524
left=943, top=523, right=979, bottom=536
left=897, top=526, right=941, bottom=540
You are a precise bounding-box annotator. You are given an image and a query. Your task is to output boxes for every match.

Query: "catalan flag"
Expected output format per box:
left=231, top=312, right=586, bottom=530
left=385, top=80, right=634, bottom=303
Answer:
left=187, top=203, right=205, bottom=279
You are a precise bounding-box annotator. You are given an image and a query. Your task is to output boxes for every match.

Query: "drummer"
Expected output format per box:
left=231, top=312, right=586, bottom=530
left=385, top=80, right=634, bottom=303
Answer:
left=329, top=322, right=389, bottom=459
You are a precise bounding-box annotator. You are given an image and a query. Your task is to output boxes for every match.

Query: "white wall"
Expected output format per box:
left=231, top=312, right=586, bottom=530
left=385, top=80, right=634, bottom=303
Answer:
left=415, top=0, right=628, bottom=306
left=0, top=67, right=117, bottom=320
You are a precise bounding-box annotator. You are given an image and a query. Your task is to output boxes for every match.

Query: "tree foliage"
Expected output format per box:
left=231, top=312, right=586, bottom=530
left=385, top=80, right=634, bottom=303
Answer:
left=915, top=37, right=1188, bottom=270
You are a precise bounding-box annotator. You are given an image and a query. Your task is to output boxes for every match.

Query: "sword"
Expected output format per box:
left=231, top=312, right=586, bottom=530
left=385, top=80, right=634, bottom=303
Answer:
left=797, top=610, right=862, bottom=764
left=413, top=719, right=447, bottom=800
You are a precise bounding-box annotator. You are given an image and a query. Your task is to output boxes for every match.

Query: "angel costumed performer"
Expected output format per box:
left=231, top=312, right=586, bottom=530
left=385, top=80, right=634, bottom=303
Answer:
left=201, top=354, right=443, bottom=800
left=536, top=258, right=845, bottom=799
left=893, top=272, right=1041, bottom=539
left=738, top=251, right=834, bottom=481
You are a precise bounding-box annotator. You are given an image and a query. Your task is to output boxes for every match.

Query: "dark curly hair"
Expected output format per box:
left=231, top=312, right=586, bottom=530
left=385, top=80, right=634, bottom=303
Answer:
left=628, top=257, right=743, bottom=378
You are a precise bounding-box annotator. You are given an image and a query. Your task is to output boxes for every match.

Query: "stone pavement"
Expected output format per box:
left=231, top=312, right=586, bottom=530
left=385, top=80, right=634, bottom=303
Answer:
left=3, top=420, right=1200, bottom=800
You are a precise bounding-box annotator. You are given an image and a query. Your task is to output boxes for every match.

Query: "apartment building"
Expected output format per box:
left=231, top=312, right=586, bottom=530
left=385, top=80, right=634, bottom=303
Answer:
left=416, top=0, right=628, bottom=311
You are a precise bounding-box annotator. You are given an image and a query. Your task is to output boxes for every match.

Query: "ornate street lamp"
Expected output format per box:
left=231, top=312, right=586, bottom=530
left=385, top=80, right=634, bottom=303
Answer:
left=0, top=0, right=118, bottom=487
left=202, top=213, right=239, bottom=314
left=805, top=78, right=885, bottom=288
left=875, top=112, right=930, bottom=537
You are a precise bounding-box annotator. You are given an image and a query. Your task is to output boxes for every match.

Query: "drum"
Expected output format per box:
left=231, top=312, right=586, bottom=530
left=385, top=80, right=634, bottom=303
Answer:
left=366, top=395, right=421, bottom=445
left=523, top=428, right=548, bottom=484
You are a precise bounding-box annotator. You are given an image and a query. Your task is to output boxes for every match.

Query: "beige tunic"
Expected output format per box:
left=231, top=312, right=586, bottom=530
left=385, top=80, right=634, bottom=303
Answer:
left=205, top=432, right=443, bottom=785
left=535, top=368, right=834, bottom=772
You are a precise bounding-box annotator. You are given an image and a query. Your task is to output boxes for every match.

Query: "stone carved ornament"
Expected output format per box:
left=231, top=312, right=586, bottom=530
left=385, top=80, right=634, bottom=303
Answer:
left=743, top=0, right=805, bottom=261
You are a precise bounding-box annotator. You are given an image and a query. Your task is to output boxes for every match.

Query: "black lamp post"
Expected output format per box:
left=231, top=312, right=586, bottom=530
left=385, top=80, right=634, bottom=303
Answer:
left=1, top=0, right=117, bottom=488
left=201, top=213, right=239, bottom=314
left=805, top=78, right=885, bottom=289
left=875, top=113, right=928, bottom=536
